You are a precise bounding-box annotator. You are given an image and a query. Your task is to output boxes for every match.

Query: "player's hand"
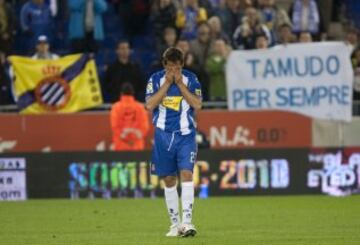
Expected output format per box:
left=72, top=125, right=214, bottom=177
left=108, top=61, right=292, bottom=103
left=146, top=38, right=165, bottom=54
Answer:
left=165, top=70, right=174, bottom=85
left=174, top=69, right=183, bottom=84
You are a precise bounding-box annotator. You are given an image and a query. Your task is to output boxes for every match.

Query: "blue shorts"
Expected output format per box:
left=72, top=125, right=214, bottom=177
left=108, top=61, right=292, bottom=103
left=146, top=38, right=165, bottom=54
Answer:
left=151, top=128, right=197, bottom=176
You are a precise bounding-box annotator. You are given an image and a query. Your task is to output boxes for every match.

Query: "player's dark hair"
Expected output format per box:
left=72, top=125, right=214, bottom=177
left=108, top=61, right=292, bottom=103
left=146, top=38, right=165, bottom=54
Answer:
left=121, top=83, right=135, bottom=96
left=162, top=47, right=184, bottom=65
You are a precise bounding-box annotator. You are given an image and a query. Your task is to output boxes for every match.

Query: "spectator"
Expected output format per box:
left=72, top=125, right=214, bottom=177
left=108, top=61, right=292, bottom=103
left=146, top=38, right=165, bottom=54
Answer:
left=104, top=40, right=144, bottom=103
left=0, top=52, right=13, bottom=105
left=205, top=38, right=230, bottom=101
left=351, top=47, right=360, bottom=103
left=0, top=0, right=15, bottom=55
left=156, top=26, right=178, bottom=58
left=276, top=23, right=297, bottom=45
left=150, top=0, right=177, bottom=40
left=258, top=0, right=291, bottom=38
left=255, top=32, right=268, bottom=48
left=152, top=27, right=178, bottom=71
left=204, top=0, right=225, bottom=10
left=67, top=0, right=107, bottom=53
left=110, top=83, right=149, bottom=151
left=207, top=15, right=230, bottom=44
left=190, top=22, right=214, bottom=100
left=232, top=6, right=271, bottom=49
left=176, top=38, right=202, bottom=80
left=117, top=0, right=150, bottom=39
left=199, top=0, right=216, bottom=17
left=32, top=35, right=59, bottom=59
left=20, top=0, right=53, bottom=54
left=190, top=22, right=214, bottom=67
left=288, top=0, right=325, bottom=40
left=217, top=0, right=243, bottom=43
left=241, top=0, right=257, bottom=8
left=299, top=31, right=313, bottom=43
left=176, top=0, right=208, bottom=40
left=344, top=27, right=359, bottom=54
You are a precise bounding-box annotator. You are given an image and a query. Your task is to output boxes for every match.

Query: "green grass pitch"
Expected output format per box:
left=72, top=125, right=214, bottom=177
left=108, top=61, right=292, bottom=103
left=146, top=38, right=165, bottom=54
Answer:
left=0, top=196, right=359, bottom=245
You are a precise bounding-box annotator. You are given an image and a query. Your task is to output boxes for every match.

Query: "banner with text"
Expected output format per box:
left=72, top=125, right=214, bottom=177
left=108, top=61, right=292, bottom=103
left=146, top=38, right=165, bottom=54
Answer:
left=0, top=158, right=27, bottom=201
left=226, top=42, right=354, bottom=121
left=2, top=148, right=359, bottom=199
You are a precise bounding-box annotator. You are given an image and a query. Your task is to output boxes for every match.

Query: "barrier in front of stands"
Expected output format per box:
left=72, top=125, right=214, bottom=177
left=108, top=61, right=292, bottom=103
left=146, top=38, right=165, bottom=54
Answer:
left=0, top=111, right=311, bottom=152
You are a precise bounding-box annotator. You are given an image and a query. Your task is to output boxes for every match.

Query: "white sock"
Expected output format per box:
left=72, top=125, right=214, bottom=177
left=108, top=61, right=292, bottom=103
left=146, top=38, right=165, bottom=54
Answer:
left=181, top=181, right=194, bottom=224
left=164, top=185, right=180, bottom=225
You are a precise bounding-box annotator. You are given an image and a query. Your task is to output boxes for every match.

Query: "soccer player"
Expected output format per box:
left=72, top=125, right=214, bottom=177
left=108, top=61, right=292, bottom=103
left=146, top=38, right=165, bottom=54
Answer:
left=145, top=47, right=202, bottom=237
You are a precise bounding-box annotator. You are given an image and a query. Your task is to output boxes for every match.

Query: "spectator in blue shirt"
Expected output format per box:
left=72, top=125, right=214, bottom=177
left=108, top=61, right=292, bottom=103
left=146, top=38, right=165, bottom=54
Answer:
left=20, top=0, right=53, bottom=54
left=67, top=0, right=107, bottom=53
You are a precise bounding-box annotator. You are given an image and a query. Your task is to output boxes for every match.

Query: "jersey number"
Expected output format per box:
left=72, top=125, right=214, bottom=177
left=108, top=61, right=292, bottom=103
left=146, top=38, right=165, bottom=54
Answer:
left=190, top=152, right=196, bottom=164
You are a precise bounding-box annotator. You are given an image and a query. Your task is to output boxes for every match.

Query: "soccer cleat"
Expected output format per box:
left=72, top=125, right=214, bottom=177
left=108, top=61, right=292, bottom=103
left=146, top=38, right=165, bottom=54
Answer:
left=179, top=223, right=197, bottom=237
left=165, top=224, right=180, bottom=237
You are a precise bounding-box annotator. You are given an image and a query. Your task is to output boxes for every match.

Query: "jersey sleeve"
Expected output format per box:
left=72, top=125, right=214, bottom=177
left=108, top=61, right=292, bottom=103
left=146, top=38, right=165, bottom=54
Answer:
left=188, top=74, right=203, bottom=100
left=145, top=74, right=158, bottom=100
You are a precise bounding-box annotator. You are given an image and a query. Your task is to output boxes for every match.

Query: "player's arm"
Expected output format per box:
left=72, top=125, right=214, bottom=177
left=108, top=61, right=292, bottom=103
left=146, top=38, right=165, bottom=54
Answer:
left=175, top=72, right=202, bottom=110
left=145, top=72, right=173, bottom=111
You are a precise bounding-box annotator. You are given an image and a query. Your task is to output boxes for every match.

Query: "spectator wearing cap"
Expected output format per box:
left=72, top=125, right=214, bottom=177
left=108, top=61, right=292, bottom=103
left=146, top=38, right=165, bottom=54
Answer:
left=104, top=40, right=145, bottom=103
left=110, top=83, right=149, bottom=151
left=176, top=0, right=208, bottom=40
left=0, top=0, right=15, bottom=55
left=288, top=0, right=325, bottom=41
left=232, top=6, right=272, bottom=49
left=32, top=35, right=59, bottom=59
left=67, top=0, right=107, bottom=53
left=20, top=0, right=53, bottom=54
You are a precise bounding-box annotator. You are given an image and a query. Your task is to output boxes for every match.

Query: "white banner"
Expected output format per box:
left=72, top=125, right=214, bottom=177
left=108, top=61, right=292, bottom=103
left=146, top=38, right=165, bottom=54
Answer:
left=226, top=42, right=354, bottom=121
left=0, top=158, right=27, bottom=201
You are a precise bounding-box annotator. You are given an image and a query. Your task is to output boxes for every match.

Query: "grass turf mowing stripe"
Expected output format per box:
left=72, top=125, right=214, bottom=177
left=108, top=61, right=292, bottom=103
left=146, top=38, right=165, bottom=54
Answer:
left=0, top=196, right=359, bottom=245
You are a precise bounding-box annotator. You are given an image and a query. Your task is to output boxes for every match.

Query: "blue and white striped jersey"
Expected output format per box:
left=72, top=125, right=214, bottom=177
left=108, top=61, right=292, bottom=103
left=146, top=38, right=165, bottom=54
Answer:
left=145, top=69, right=202, bottom=135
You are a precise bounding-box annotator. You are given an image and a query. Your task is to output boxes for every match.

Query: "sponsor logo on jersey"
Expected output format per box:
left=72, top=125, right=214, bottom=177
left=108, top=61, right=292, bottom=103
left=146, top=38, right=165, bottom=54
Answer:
left=146, top=82, right=154, bottom=94
left=161, top=96, right=183, bottom=111
left=195, top=89, right=201, bottom=97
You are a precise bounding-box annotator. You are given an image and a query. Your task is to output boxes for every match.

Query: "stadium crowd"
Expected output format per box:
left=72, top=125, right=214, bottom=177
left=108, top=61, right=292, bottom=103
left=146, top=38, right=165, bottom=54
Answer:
left=0, top=0, right=360, bottom=107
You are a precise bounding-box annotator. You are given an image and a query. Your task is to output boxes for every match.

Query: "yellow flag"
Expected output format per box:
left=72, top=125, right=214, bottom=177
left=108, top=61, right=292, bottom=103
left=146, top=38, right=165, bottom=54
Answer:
left=9, top=54, right=103, bottom=114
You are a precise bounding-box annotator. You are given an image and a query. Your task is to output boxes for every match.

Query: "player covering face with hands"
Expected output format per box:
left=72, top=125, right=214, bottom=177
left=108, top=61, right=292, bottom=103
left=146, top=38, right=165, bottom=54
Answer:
left=145, top=47, right=202, bottom=237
